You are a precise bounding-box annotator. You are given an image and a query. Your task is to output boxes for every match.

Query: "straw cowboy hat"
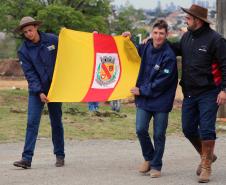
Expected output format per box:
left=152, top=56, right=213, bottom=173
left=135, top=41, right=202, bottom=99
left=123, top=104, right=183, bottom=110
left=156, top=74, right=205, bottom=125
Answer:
left=15, top=16, right=42, bottom=32
left=181, top=4, right=212, bottom=24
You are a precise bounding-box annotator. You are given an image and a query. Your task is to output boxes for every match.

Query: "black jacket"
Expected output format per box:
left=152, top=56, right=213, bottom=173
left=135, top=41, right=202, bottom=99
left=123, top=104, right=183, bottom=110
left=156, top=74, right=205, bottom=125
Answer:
left=172, top=25, right=226, bottom=97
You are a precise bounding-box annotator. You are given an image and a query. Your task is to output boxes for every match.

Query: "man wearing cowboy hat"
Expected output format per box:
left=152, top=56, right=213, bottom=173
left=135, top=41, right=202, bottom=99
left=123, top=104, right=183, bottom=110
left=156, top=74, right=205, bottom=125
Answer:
left=13, top=16, right=65, bottom=169
left=172, top=4, right=226, bottom=183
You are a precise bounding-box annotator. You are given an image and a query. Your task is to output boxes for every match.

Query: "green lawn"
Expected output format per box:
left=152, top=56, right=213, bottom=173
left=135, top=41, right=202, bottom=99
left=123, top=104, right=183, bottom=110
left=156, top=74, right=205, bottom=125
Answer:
left=0, top=89, right=225, bottom=143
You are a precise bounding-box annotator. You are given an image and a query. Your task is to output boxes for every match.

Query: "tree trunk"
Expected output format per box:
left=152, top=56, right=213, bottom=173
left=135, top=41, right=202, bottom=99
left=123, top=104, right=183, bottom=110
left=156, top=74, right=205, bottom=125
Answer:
left=217, top=0, right=226, bottom=117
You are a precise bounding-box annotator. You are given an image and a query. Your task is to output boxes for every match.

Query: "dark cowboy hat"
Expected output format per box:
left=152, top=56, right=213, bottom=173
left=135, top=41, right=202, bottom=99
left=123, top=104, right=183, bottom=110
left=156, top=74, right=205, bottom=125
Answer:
left=181, top=4, right=212, bottom=24
left=15, top=16, right=42, bottom=32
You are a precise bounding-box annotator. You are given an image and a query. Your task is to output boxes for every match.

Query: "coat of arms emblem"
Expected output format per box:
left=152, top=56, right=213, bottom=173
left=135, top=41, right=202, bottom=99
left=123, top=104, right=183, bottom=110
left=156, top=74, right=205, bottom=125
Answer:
left=91, top=53, right=120, bottom=89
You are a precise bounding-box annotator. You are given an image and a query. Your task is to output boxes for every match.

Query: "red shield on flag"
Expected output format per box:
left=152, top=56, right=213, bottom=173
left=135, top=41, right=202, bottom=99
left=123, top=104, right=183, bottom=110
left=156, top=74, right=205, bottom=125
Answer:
left=100, top=62, right=115, bottom=81
left=83, top=34, right=121, bottom=101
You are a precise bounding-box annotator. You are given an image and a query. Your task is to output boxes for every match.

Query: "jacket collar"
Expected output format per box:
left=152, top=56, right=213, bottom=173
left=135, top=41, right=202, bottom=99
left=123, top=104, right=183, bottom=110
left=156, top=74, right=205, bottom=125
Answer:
left=190, top=24, right=210, bottom=37
left=148, top=39, right=167, bottom=53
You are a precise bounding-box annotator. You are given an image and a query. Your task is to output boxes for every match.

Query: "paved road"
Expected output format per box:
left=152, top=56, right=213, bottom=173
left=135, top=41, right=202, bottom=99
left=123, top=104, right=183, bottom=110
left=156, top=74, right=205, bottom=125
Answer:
left=1, top=136, right=226, bottom=185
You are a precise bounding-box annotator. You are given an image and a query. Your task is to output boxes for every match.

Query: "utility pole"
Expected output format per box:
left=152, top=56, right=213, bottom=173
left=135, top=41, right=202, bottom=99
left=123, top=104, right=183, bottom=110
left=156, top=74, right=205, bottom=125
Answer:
left=217, top=0, right=226, bottom=117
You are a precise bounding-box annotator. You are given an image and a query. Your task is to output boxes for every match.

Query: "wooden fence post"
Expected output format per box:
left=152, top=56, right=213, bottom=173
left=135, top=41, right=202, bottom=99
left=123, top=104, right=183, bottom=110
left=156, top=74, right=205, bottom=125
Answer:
left=217, top=0, right=226, bottom=118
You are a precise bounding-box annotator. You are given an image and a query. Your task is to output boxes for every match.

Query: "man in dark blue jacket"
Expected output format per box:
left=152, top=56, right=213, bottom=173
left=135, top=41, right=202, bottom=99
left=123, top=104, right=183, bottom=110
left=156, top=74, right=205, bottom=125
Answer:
left=13, top=16, right=65, bottom=169
left=123, top=19, right=178, bottom=178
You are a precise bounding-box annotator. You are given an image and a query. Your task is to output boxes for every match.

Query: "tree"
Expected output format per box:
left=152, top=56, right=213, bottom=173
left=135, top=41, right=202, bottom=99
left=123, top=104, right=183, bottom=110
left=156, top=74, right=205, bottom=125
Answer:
left=0, top=0, right=112, bottom=34
left=0, top=0, right=43, bottom=33
left=110, top=4, right=148, bottom=37
left=37, top=5, right=85, bottom=34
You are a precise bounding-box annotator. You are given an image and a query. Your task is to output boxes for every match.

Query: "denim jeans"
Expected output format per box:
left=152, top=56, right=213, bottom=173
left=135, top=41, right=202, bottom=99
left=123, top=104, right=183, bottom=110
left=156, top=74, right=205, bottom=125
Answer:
left=136, top=108, right=168, bottom=171
left=110, top=100, right=120, bottom=112
left=88, top=102, right=99, bottom=111
left=22, top=93, right=65, bottom=162
left=182, top=88, right=219, bottom=141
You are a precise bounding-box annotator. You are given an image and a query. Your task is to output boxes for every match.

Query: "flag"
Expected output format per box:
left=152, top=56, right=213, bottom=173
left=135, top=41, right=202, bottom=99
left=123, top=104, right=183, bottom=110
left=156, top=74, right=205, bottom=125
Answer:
left=47, top=28, right=140, bottom=102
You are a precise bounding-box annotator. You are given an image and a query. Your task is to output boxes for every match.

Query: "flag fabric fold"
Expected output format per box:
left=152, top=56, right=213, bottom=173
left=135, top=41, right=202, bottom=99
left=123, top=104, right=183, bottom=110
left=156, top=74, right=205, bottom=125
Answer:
left=48, top=28, right=140, bottom=102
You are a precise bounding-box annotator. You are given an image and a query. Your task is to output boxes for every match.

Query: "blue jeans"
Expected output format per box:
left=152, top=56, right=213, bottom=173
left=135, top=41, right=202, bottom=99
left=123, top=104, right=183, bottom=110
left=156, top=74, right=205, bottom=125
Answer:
left=88, top=102, right=99, bottom=111
left=182, top=88, right=219, bottom=141
left=110, top=100, right=121, bottom=112
left=22, top=93, right=65, bottom=162
left=136, top=108, right=168, bottom=171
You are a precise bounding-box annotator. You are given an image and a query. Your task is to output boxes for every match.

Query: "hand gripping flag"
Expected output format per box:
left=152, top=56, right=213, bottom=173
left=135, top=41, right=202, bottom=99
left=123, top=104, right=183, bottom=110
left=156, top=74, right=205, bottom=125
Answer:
left=47, top=28, right=141, bottom=102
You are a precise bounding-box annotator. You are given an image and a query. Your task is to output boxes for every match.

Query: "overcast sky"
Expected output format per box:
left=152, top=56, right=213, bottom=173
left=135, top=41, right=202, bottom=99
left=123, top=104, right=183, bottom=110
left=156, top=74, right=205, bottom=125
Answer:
left=113, top=0, right=216, bottom=9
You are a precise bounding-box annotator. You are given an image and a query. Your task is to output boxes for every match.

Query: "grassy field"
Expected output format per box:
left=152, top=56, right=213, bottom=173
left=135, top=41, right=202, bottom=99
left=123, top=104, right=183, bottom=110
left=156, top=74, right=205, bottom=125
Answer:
left=0, top=89, right=225, bottom=143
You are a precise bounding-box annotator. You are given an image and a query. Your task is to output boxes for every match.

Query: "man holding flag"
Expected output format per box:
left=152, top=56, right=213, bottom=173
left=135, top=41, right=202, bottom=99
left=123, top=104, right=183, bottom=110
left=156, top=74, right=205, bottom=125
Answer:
left=123, top=19, right=178, bottom=178
left=13, top=16, right=65, bottom=169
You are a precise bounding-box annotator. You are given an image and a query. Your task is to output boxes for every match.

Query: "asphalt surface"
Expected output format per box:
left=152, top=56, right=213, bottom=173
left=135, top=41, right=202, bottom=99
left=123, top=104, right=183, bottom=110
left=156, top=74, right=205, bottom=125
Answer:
left=1, top=136, right=226, bottom=185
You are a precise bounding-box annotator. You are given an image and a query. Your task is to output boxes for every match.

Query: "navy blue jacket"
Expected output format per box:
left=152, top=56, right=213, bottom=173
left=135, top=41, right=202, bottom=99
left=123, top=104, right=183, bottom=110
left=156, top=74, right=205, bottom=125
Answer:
left=18, top=32, right=58, bottom=94
left=135, top=40, right=178, bottom=112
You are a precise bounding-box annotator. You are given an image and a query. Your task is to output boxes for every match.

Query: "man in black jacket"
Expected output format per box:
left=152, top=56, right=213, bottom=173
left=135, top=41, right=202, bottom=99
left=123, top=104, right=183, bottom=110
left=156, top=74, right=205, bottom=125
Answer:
left=174, top=4, right=226, bottom=183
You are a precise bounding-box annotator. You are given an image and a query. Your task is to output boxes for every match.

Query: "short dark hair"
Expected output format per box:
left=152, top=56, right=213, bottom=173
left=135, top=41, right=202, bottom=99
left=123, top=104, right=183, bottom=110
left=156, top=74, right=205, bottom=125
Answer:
left=152, top=19, right=168, bottom=32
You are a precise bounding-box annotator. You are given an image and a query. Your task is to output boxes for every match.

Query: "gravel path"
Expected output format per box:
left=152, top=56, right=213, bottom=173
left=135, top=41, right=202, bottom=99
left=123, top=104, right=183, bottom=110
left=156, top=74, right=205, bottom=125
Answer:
left=1, top=136, right=226, bottom=185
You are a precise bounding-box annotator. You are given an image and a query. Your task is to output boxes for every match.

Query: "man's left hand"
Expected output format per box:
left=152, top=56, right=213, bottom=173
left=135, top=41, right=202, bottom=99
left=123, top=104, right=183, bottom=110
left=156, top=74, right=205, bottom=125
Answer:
left=217, top=91, right=226, bottom=105
left=130, top=87, right=140, bottom=96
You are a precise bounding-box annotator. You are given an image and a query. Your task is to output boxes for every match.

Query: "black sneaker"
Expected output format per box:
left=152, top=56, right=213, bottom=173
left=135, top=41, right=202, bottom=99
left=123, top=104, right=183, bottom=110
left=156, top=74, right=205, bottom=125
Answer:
left=13, top=159, right=31, bottom=169
left=55, top=157, right=65, bottom=167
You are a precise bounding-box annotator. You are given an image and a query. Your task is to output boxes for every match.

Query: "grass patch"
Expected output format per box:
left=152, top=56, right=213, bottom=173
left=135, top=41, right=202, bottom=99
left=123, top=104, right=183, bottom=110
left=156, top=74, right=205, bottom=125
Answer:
left=3, top=89, right=217, bottom=143
left=0, top=89, right=139, bottom=142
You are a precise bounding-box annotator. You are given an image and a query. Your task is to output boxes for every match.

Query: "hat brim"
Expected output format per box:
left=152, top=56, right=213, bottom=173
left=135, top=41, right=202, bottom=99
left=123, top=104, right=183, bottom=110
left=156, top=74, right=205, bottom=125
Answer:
left=15, top=20, right=42, bottom=33
left=181, top=7, right=212, bottom=24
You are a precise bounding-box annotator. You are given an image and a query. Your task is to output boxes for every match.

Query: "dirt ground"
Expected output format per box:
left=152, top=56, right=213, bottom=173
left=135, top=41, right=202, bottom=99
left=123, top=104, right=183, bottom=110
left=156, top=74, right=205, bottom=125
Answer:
left=0, top=59, right=24, bottom=76
left=0, top=77, right=27, bottom=90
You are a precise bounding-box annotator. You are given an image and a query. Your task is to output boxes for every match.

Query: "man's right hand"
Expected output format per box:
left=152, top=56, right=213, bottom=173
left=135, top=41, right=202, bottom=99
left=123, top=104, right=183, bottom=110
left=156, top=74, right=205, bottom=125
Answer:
left=122, top=31, right=132, bottom=38
left=130, top=87, right=140, bottom=96
left=217, top=91, right=226, bottom=105
left=40, top=93, right=49, bottom=103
